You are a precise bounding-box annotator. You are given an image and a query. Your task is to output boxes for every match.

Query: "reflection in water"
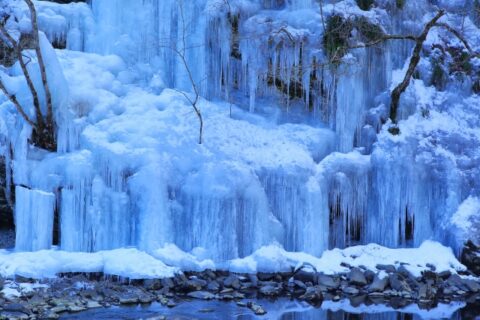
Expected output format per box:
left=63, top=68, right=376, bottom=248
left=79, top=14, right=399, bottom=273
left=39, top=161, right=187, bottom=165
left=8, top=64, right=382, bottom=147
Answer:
left=61, top=298, right=473, bottom=320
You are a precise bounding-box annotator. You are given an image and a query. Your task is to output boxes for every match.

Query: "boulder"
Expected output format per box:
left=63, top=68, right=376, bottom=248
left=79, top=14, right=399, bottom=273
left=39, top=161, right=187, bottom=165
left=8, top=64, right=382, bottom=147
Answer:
left=368, top=275, right=389, bottom=292
left=348, top=268, right=367, bottom=286
left=187, top=291, right=215, bottom=300
left=376, top=264, right=396, bottom=273
left=317, top=274, right=339, bottom=289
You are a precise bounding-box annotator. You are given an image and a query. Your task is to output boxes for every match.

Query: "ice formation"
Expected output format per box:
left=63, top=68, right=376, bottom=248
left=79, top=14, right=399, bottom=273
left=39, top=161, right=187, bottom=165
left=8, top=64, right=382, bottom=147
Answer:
left=0, top=0, right=479, bottom=273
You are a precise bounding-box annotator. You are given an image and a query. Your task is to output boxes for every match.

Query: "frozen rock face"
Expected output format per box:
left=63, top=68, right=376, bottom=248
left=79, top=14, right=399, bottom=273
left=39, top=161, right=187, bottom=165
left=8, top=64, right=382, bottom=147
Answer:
left=0, top=0, right=479, bottom=264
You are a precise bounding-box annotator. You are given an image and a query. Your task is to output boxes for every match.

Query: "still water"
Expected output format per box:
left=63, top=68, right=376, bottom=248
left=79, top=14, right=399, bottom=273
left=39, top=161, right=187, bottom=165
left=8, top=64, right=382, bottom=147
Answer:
left=61, top=298, right=480, bottom=320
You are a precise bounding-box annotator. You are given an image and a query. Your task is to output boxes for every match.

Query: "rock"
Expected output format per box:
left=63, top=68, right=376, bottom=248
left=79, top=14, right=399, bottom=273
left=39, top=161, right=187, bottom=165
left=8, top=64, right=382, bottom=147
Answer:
left=3, top=304, right=30, bottom=314
left=68, top=305, right=86, bottom=312
left=223, top=275, right=241, bottom=290
left=343, top=286, right=359, bottom=295
left=143, top=279, right=162, bottom=291
left=317, top=274, right=339, bottom=289
left=257, top=273, right=274, bottom=281
left=259, top=285, right=281, bottom=296
left=247, top=302, right=267, bottom=315
left=43, top=311, right=60, bottom=319
left=220, top=288, right=234, bottom=294
left=418, top=284, right=432, bottom=301
left=185, top=278, right=207, bottom=291
left=50, top=306, right=68, bottom=314
left=397, top=265, right=412, bottom=278
left=86, top=301, right=102, bottom=309
left=376, top=264, right=396, bottom=273
left=161, top=278, right=175, bottom=289
left=207, top=280, right=220, bottom=292
left=294, top=280, right=307, bottom=289
left=462, top=279, right=480, bottom=292
left=299, top=286, right=323, bottom=302
left=118, top=293, right=139, bottom=305
left=389, top=274, right=410, bottom=292
left=248, top=274, right=258, bottom=287
left=0, top=311, right=29, bottom=320
left=187, top=291, right=215, bottom=300
left=461, top=241, right=480, bottom=276
left=368, top=276, right=389, bottom=292
left=438, top=270, right=452, bottom=279
left=364, top=270, right=375, bottom=283
left=426, top=263, right=436, bottom=271
left=293, top=270, right=316, bottom=284
left=348, top=268, right=367, bottom=286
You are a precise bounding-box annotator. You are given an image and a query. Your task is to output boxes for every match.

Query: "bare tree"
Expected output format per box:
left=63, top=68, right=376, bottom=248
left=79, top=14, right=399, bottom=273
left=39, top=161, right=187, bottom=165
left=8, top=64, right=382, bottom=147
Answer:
left=323, top=10, right=478, bottom=131
left=167, top=0, right=204, bottom=145
left=0, top=0, right=56, bottom=150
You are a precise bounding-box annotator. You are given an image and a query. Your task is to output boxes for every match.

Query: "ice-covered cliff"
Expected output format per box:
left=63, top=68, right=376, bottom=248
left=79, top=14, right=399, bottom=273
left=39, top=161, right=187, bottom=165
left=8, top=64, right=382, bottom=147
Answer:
left=0, top=0, right=479, bottom=266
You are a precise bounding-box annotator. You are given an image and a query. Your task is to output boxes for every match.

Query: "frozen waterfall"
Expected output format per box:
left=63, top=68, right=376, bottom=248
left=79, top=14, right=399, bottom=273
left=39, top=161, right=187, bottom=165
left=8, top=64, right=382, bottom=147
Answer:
left=1, top=0, right=479, bottom=265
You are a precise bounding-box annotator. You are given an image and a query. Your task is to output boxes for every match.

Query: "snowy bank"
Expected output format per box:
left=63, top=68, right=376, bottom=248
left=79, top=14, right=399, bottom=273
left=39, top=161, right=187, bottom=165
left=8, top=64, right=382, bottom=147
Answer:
left=0, top=241, right=466, bottom=279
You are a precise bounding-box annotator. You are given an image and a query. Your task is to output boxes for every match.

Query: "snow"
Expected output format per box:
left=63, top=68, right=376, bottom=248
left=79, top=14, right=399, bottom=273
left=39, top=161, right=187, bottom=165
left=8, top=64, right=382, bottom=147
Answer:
left=228, top=240, right=466, bottom=277
left=0, top=248, right=177, bottom=279
left=451, top=197, right=480, bottom=245
left=0, top=240, right=466, bottom=280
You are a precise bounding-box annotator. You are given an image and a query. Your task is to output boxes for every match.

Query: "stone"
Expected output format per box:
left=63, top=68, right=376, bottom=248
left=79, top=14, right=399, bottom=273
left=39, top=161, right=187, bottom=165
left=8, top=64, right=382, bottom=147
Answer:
left=368, top=275, right=389, bottom=292
left=299, top=286, right=323, bottom=302
left=247, top=302, right=267, bottom=315
left=438, top=270, right=452, bottom=279
left=348, top=268, right=367, bottom=286
left=364, top=270, right=375, bottom=283
left=206, top=280, right=220, bottom=292
left=294, top=280, right=307, bottom=289
left=118, top=293, right=139, bottom=305
left=68, top=305, right=86, bottom=312
left=418, top=284, right=430, bottom=300
left=461, top=241, right=480, bottom=276
left=317, top=274, right=339, bottom=289
left=376, top=264, right=396, bottom=273
left=161, top=278, right=175, bottom=289
left=248, top=274, right=258, bottom=287
left=187, top=291, right=215, bottom=300
left=185, top=278, right=207, bottom=291
left=43, top=311, right=60, bottom=319
left=462, top=279, right=480, bottom=292
left=293, top=270, right=316, bottom=284
left=389, top=274, right=410, bottom=292
left=259, top=285, right=281, bottom=296
left=0, top=311, right=29, bottom=320
left=343, top=286, right=359, bottom=295
left=223, top=275, right=241, bottom=290
left=86, top=301, right=102, bottom=309
left=143, top=279, right=162, bottom=291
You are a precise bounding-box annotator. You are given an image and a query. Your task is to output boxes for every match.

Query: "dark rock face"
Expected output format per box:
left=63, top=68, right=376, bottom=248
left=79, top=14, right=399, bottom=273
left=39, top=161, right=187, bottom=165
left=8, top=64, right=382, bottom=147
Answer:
left=461, top=241, right=480, bottom=276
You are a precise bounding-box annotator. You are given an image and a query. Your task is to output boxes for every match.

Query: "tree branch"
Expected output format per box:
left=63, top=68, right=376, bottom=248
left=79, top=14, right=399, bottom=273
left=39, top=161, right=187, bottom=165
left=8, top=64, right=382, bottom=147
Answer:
left=390, top=10, right=445, bottom=124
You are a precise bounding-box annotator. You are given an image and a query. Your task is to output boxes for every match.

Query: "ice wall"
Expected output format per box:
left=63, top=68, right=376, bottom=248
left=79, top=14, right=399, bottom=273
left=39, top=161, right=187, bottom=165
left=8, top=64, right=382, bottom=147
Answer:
left=1, top=0, right=479, bottom=262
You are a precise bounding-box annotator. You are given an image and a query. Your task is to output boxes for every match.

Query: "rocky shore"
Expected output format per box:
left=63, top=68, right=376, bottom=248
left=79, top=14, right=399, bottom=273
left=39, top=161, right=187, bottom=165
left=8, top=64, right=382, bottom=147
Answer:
left=1, top=263, right=480, bottom=320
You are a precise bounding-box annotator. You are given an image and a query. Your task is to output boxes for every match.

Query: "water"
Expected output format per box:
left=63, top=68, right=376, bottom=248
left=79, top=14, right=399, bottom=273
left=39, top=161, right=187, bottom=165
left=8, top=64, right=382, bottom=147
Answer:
left=60, top=299, right=479, bottom=320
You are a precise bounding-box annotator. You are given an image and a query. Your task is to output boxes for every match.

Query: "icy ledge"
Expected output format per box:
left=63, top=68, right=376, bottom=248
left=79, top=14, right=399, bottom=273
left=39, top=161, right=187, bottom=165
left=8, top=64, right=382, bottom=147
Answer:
left=0, top=241, right=465, bottom=280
